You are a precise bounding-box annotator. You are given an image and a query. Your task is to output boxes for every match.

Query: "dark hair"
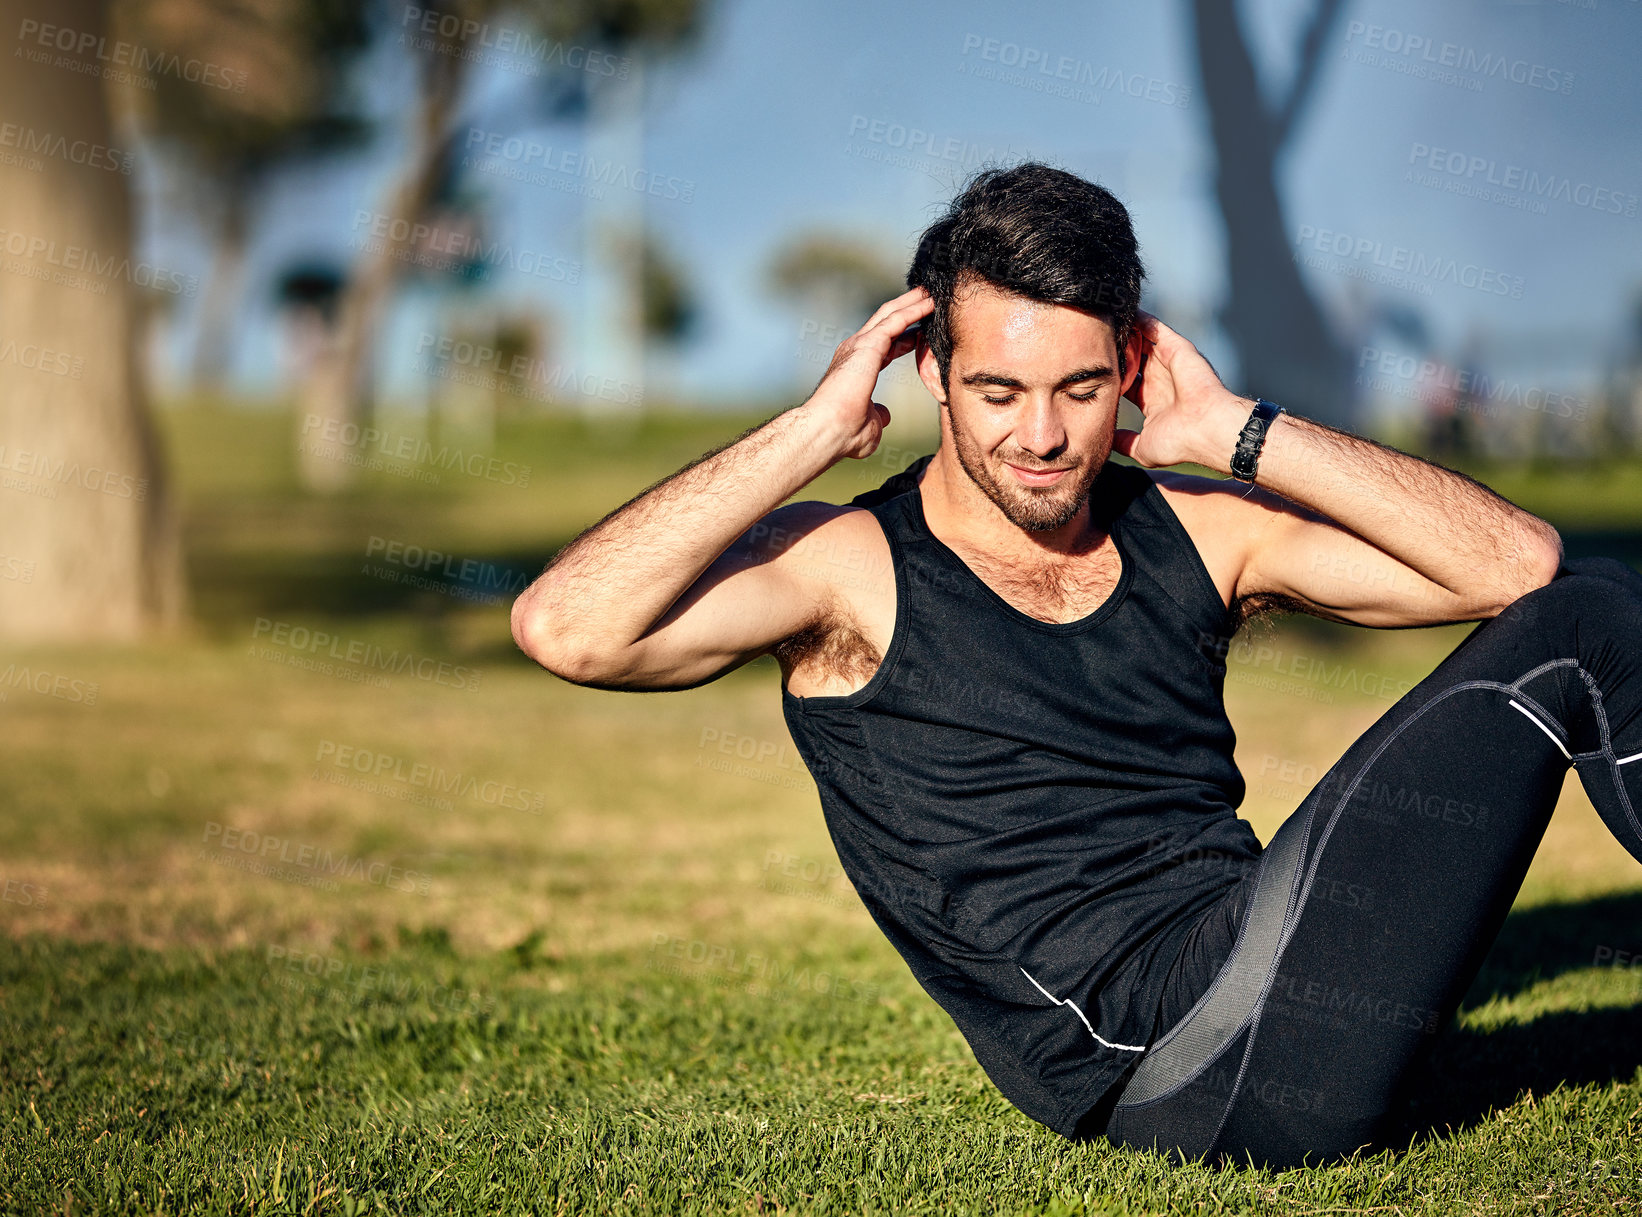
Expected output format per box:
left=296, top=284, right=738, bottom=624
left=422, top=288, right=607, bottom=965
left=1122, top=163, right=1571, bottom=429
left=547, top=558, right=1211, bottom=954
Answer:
left=907, top=162, right=1145, bottom=387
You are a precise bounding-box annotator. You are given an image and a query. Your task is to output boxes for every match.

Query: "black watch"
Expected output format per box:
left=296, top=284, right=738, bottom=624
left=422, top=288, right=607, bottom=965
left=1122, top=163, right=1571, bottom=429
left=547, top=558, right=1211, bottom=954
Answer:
left=1229, top=398, right=1284, bottom=482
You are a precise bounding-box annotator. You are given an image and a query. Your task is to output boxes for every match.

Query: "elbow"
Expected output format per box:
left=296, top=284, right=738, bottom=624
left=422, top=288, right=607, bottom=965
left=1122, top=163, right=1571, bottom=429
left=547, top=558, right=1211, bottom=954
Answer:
left=509, top=591, right=558, bottom=671
left=511, top=589, right=603, bottom=683
left=1521, top=521, right=1565, bottom=593
left=1482, top=522, right=1564, bottom=617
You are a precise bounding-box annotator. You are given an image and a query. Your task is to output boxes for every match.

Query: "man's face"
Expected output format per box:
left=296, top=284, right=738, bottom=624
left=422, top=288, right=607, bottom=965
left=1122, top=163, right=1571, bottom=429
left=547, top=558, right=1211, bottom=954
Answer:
left=918, top=281, right=1137, bottom=532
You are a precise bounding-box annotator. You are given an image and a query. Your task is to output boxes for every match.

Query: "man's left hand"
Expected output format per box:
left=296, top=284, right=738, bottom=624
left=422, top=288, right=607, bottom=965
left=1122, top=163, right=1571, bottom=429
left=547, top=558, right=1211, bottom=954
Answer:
left=1113, top=310, right=1255, bottom=473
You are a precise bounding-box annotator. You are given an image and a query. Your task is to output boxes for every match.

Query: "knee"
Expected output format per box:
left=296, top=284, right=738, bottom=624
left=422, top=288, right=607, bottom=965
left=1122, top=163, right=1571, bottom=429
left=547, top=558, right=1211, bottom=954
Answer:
left=1481, top=571, right=1642, bottom=696
left=1495, top=566, right=1642, bottom=637
left=1559, top=555, right=1642, bottom=597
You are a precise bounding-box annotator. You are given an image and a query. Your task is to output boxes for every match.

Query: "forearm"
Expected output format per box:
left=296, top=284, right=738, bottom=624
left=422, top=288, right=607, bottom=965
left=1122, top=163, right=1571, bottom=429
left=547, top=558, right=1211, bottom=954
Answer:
left=514, top=402, right=853, bottom=665
left=1194, top=397, right=1562, bottom=603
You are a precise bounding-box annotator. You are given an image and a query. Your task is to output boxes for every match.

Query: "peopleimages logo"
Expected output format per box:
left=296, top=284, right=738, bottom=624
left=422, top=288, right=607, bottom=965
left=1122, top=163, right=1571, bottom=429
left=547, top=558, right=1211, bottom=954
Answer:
left=1293, top=225, right=1525, bottom=299
left=0, top=662, right=99, bottom=706
left=296, top=414, right=532, bottom=488
left=413, top=331, right=643, bottom=407
left=0, top=444, right=148, bottom=500
left=201, top=821, right=432, bottom=895
left=13, top=17, right=250, bottom=92
left=400, top=5, right=629, bottom=79
left=350, top=210, right=581, bottom=283
left=463, top=128, right=696, bottom=204
left=0, top=338, right=83, bottom=379
left=313, top=738, right=545, bottom=814
left=1355, top=347, right=1589, bottom=421
left=0, top=227, right=197, bottom=296
left=1342, top=21, right=1574, bottom=95
left=249, top=617, right=482, bottom=692
left=1406, top=142, right=1638, bottom=219
left=0, top=122, right=134, bottom=175
left=957, top=34, right=1191, bottom=108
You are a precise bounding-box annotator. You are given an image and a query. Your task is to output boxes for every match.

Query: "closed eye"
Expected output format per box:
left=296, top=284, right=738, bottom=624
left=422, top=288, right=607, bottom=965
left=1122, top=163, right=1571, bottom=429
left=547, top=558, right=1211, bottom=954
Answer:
left=980, top=389, right=1102, bottom=406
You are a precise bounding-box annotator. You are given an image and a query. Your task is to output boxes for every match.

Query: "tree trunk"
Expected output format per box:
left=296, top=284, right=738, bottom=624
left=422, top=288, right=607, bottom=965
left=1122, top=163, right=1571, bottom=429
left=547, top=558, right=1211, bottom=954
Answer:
left=189, top=176, right=250, bottom=398
left=296, top=48, right=465, bottom=492
left=580, top=56, right=646, bottom=425
left=1191, top=0, right=1354, bottom=428
left=0, top=0, right=186, bottom=640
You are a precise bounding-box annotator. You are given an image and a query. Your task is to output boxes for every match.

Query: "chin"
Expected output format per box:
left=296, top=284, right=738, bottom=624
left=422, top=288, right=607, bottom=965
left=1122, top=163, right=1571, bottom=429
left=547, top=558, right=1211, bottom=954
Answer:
left=989, top=462, right=1098, bottom=532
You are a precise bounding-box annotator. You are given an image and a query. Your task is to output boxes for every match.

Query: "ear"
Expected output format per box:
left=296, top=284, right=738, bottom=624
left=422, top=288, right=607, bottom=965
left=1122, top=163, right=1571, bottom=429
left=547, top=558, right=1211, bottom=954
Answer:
left=915, top=332, right=948, bottom=405
left=1119, top=325, right=1145, bottom=398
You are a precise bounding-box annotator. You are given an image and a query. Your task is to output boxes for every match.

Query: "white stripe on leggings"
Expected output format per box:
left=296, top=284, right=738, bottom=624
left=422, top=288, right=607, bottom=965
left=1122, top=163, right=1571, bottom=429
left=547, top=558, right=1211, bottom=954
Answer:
left=1018, top=966, right=1145, bottom=1052
left=1619, top=751, right=1642, bottom=766
left=1508, top=699, right=1571, bottom=759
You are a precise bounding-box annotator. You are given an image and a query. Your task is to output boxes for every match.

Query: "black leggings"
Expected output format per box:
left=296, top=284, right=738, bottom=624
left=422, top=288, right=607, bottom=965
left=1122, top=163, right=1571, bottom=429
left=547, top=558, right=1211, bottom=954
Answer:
left=1101, top=556, right=1642, bottom=1170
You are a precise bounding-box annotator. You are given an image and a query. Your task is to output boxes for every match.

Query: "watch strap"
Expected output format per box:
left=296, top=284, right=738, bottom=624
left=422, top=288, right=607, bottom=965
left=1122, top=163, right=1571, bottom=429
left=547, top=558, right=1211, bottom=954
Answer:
left=1229, top=398, right=1283, bottom=482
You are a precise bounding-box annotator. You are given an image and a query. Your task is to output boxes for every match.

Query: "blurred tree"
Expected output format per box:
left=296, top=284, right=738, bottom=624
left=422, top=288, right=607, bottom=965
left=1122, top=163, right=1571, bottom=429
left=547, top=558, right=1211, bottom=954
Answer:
left=768, top=232, right=924, bottom=416
left=767, top=232, right=906, bottom=325
left=273, top=262, right=347, bottom=388
left=300, top=0, right=708, bottom=489
left=0, top=0, right=186, bottom=639
left=492, top=311, right=551, bottom=416
left=624, top=228, right=698, bottom=345
left=1602, top=287, right=1642, bottom=455
left=1189, top=0, right=1356, bottom=429
left=621, top=227, right=698, bottom=412
left=114, top=0, right=374, bottom=397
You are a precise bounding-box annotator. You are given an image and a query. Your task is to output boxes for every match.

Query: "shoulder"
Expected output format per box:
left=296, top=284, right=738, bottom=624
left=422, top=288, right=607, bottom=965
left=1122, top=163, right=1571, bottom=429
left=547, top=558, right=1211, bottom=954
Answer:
left=1145, top=467, right=1327, bottom=537
left=1139, top=467, right=1335, bottom=613
left=1131, top=468, right=1259, bottom=612
left=735, top=500, right=892, bottom=604
left=849, top=452, right=934, bottom=508
left=1146, top=467, right=1267, bottom=531
left=738, top=500, right=887, bottom=567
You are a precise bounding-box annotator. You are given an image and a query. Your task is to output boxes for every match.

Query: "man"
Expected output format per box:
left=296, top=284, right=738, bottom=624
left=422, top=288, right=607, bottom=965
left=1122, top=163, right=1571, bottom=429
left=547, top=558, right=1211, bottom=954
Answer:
left=511, top=163, right=1642, bottom=1168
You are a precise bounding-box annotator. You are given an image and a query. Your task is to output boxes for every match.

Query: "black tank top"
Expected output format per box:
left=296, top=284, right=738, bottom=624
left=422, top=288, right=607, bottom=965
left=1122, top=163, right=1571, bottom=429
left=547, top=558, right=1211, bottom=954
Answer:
left=780, top=454, right=1262, bottom=1137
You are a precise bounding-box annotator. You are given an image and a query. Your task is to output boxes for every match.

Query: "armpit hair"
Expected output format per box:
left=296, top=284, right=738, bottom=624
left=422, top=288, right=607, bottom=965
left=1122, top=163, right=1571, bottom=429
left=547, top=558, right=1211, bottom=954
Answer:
left=1228, top=589, right=1312, bottom=634
left=773, top=593, right=882, bottom=687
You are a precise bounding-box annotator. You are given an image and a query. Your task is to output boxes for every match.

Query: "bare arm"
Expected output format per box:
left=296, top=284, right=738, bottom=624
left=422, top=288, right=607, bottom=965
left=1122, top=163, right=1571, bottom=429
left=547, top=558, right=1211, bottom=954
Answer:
left=511, top=288, right=933, bottom=685
left=1116, top=314, right=1562, bottom=625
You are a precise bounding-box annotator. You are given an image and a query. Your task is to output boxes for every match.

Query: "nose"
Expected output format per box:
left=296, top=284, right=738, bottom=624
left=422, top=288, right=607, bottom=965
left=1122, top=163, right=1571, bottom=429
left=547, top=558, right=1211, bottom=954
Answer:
left=1014, top=395, right=1068, bottom=461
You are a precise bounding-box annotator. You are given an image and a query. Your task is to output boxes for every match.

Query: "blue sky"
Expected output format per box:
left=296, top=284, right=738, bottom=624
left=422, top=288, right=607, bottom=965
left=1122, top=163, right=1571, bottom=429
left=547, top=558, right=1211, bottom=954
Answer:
left=141, top=0, right=1642, bottom=414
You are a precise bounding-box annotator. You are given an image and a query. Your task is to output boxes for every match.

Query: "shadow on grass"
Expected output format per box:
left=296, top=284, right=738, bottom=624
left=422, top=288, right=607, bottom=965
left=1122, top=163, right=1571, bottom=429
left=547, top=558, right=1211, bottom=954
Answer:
left=1376, top=891, right=1642, bottom=1152
left=185, top=546, right=549, bottom=632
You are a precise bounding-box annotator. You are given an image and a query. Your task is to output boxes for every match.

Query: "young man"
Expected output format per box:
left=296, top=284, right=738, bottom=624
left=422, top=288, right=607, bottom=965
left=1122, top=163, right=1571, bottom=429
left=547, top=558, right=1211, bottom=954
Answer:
left=511, top=163, right=1642, bottom=1168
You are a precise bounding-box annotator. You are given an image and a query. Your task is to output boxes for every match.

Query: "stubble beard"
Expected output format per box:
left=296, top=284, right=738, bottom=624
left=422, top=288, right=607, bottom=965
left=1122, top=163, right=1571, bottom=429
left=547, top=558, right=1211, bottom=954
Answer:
left=948, top=408, right=1106, bottom=532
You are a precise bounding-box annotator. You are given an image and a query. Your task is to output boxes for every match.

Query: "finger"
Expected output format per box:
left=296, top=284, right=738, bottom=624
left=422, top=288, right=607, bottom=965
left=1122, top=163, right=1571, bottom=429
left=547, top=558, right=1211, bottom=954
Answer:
left=860, top=286, right=932, bottom=333
left=867, top=292, right=935, bottom=333
left=869, top=297, right=934, bottom=340
left=1111, top=427, right=1140, bottom=459
left=1138, top=313, right=1190, bottom=362
left=885, top=332, right=919, bottom=364
left=861, top=302, right=935, bottom=365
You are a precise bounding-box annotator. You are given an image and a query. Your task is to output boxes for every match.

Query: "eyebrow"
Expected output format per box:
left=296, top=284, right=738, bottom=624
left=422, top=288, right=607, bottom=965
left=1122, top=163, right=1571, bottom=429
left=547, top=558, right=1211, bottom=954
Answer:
left=958, top=365, right=1115, bottom=391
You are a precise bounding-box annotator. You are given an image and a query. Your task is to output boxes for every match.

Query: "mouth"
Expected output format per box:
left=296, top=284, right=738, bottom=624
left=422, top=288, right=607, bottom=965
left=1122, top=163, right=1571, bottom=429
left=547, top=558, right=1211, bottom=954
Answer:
left=1003, top=461, right=1073, bottom=487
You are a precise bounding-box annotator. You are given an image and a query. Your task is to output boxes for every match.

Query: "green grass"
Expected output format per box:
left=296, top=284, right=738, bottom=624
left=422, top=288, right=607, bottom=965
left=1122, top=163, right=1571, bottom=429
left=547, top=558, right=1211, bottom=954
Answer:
left=4, top=404, right=1642, bottom=1213
left=6, top=930, right=1642, bottom=1215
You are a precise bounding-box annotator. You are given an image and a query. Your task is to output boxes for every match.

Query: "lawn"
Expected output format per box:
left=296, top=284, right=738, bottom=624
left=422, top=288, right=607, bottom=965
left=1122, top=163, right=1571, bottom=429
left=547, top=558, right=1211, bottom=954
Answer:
left=3, top=403, right=1642, bottom=1214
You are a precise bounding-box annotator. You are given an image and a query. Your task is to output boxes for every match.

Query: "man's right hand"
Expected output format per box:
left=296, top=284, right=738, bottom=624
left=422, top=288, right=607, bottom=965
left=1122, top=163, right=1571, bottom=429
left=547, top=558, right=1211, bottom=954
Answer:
left=807, top=286, right=934, bottom=461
